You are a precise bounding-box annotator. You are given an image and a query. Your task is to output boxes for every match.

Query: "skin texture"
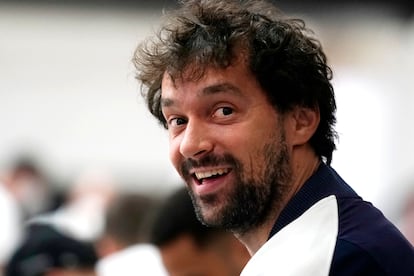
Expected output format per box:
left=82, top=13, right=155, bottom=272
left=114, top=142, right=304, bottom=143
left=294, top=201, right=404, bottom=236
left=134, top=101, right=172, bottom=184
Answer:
left=160, top=233, right=249, bottom=276
left=161, top=56, right=321, bottom=254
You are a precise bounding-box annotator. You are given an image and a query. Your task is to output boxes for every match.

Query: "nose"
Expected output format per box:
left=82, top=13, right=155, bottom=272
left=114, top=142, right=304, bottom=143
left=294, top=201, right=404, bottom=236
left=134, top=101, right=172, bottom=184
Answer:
left=179, top=120, right=213, bottom=159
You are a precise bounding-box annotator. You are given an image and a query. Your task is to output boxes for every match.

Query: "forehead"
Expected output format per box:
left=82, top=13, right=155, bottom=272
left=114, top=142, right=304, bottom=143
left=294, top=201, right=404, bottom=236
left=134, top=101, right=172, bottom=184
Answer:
left=160, top=57, right=262, bottom=105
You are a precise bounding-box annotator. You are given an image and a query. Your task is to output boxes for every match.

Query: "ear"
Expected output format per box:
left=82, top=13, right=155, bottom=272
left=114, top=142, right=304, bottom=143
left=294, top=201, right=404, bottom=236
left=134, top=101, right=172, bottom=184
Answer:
left=288, top=106, right=320, bottom=146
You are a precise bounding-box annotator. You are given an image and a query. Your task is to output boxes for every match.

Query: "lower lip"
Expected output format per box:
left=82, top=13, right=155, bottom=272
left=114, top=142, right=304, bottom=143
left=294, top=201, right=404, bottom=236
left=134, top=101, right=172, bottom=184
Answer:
left=193, top=174, right=230, bottom=196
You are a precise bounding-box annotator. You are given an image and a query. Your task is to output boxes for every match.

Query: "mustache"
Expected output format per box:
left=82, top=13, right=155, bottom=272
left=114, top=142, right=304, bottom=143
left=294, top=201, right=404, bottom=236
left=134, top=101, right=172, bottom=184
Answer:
left=180, top=154, right=239, bottom=176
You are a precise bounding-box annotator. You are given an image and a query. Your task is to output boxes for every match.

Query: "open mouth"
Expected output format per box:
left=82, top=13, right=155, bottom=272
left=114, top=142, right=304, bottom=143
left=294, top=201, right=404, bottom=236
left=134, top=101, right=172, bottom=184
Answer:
left=193, top=168, right=231, bottom=184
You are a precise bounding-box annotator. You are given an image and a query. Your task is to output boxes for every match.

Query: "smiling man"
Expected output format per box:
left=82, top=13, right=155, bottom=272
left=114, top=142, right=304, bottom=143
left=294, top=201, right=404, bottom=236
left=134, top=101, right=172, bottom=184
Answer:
left=133, top=0, right=414, bottom=275
left=160, top=59, right=295, bottom=245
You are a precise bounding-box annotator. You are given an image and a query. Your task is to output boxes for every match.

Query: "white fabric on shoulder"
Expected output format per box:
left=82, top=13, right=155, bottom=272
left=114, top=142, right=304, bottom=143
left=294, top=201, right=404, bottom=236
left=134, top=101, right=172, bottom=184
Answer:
left=241, top=195, right=339, bottom=276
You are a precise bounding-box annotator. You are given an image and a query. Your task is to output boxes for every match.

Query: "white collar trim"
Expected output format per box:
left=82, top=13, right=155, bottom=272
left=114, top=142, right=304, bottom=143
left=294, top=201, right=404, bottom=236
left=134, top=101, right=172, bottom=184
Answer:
left=241, top=195, right=339, bottom=276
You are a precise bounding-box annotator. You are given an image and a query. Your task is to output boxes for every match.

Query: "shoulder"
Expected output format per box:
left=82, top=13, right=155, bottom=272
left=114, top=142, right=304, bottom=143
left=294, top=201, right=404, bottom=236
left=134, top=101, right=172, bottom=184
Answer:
left=331, top=238, right=414, bottom=276
left=330, top=239, right=386, bottom=275
left=333, top=197, right=414, bottom=276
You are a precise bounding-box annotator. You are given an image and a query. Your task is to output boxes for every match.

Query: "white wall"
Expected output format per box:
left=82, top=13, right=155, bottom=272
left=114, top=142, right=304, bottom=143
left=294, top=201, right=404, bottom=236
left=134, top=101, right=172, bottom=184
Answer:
left=0, top=4, right=181, bottom=193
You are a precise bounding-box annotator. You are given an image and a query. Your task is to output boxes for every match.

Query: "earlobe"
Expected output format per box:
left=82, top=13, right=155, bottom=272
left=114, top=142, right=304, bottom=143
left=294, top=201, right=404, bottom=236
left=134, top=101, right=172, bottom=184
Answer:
left=290, top=107, right=320, bottom=146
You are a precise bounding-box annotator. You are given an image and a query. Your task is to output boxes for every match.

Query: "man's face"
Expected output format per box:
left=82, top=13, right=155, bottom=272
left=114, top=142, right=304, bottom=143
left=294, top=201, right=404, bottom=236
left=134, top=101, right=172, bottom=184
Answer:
left=161, top=58, right=292, bottom=233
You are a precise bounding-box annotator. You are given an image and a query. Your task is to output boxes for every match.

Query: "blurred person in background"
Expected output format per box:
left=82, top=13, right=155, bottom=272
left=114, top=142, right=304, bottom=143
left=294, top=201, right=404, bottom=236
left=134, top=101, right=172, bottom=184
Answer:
left=58, top=169, right=117, bottom=241
left=5, top=223, right=98, bottom=276
left=151, top=187, right=250, bottom=276
left=133, top=0, right=414, bottom=274
left=0, top=182, right=23, bottom=274
left=1, top=155, right=59, bottom=220
left=0, top=155, right=61, bottom=274
left=95, top=193, right=167, bottom=276
left=5, top=168, right=118, bottom=276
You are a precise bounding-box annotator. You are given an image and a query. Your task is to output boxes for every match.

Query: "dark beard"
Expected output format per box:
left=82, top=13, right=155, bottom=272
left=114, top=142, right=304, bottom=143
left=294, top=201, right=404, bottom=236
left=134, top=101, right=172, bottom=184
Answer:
left=181, top=138, right=291, bottom=234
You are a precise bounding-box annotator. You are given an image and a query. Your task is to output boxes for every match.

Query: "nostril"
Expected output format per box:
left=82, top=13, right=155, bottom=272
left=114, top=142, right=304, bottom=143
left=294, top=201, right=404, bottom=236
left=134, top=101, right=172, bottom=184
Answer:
left=180, top=138, right=213, bottom=159
left=194, top=149, right=208, bottom=157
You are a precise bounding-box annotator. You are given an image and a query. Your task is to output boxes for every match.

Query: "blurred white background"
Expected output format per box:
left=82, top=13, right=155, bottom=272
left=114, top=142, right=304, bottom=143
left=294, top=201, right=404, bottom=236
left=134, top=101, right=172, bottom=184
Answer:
left=0, top=0, right=413, bottom=222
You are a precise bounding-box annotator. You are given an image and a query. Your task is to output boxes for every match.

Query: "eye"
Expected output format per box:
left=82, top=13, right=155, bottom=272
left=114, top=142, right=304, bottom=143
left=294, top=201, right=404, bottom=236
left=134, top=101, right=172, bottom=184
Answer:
left=214, top=106, right=234, bottom=118
left=168, top=117, right=187, bottom=127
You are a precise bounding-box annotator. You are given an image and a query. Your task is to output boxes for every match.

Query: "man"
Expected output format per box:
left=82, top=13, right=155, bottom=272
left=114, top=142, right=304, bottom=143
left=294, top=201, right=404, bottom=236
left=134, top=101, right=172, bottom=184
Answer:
left=5, top=168, right=116, bottom=276
left=95, top=193, right=167, bottom=276
left=151, top=187, right=250, bottom=276
left=133, top=0, right=414, bottom=275
left=0, top=183, right=22, bottom=275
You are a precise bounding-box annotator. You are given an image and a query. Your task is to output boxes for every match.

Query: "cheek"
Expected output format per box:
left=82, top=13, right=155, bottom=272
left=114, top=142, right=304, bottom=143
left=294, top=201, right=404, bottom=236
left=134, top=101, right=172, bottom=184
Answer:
left=234, top=127, right=277, bottom=172
left=169, top=137, right=182, bottom=171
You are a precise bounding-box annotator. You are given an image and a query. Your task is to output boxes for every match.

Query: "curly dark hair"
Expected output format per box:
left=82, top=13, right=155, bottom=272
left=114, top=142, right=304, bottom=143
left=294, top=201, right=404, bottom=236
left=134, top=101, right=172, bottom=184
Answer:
left=133, top=0, right=337, bottom=164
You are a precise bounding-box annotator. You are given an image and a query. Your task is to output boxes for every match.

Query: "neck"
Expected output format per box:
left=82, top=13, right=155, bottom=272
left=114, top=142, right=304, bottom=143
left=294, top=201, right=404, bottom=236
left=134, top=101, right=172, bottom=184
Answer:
left=235, top=146, right=321, bottom=256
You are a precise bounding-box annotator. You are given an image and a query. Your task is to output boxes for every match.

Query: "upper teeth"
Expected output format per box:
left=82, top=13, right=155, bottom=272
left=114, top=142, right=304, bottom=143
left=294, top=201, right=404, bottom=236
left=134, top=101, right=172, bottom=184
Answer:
left=195, top=168, right=230, bottom=180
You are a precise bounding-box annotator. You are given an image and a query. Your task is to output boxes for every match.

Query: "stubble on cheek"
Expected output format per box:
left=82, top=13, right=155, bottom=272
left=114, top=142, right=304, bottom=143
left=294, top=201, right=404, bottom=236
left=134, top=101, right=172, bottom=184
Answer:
left=183, top=159, right=240, bottom=227
left=186, top=187, right=217, bottom=226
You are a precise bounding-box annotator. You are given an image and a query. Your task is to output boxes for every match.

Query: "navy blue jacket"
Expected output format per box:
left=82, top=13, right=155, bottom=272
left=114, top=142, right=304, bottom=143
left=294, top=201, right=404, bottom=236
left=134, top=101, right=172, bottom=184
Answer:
left=269, top=163, right=414, bottom=275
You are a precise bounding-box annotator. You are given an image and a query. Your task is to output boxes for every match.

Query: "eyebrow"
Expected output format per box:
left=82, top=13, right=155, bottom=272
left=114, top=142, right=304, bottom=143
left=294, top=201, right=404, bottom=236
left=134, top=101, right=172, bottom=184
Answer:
left=161, top=82, right=242, bottom=108
left=203, top=83, right=242, bottom=95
